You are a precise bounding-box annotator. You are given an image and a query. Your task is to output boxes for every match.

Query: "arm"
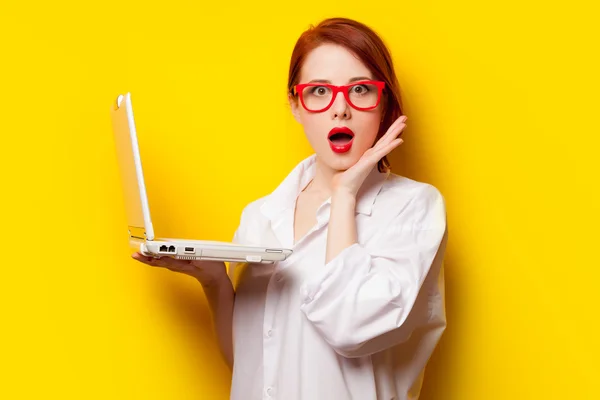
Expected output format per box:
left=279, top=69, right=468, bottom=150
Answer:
left=132, top=208, right=253, bottom=371
left=325, top=115, right=406, bottom=265
left=300, top=185, right=447, bottom=358
left=198, top=273, right=235, bottom=370
left=130, top=255, right=236, bottom=369
left=207, top=207, right=252, bottom=370
left=325, top=190, right=358, bottom=263
left=131, top=253, right=237, bottom=368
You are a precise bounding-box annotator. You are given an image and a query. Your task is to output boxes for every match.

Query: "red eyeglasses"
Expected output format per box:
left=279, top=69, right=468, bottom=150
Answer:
left=292, top=80, right=385, bottom=112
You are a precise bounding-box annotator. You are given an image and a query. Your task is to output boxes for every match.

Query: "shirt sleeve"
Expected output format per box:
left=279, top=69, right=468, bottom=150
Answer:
left=299, top=184, right=448, bottom=358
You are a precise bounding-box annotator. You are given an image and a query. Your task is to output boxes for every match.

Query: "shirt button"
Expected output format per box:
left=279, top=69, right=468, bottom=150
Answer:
left=265, top=329, right=273, bottom=338
left=265, top=386, right=273, bottom=397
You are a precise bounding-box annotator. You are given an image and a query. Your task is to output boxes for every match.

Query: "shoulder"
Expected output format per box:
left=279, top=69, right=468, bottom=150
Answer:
left=239, top=195, right=268, bottom=221
left=232, top=194, right=270, bottom=244
left=382, top=173, right=446, bottom=204
left=375, top=173, right=447, bottom=227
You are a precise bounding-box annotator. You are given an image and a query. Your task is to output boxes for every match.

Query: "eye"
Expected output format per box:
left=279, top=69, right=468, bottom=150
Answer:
left=351, top=84, right=369, bottom=94
left=310, top=86, right=331, bottom=96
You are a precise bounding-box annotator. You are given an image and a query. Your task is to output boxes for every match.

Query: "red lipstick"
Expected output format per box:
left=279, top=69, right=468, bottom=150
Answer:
left=328, top=126, right=355, bottom=154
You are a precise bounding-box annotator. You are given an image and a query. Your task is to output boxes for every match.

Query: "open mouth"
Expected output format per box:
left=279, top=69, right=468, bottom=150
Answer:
left=329, top=132, right=354, bottom=144
left=328, top=127, right=355, bottom=153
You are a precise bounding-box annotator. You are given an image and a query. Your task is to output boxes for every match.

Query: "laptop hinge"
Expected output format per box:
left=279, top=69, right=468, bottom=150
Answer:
left=128, top=226, right=148, bottom=241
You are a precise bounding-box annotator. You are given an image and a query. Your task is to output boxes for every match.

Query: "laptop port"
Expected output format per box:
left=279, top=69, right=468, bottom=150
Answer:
left=159, top=245, right=168, bottom=252
left=168, top=245, right=176, bottom=253
left=184, top=247, right=195, bottom=254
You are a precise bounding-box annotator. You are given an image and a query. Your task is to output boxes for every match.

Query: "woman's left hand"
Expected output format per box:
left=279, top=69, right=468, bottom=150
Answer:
left=332, top=115, right=407, bottom=197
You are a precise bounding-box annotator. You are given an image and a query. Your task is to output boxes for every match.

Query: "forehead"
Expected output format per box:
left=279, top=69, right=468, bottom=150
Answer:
left=300, top=43, right=373, bottom=84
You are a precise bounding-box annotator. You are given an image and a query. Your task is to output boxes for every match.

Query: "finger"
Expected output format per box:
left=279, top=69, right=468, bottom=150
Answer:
left=384, top=117, right=407, bottom=140
left=384, top=138, right=404, bottom=154
left=375, top=118, right=407, bottom=149
left=132, top=252, right=157, bottom=262
left=132, top=253, right=171, bottom=268
left=132, top=251, right=196, bottom=271
left=145, top=257, right=163, bottom=267
left=372, top=126, right=405, bottom=155
left=156, top=257, right=195, bottom=271
left=371, top=138, right=404, bottom=162
left=384, top=116, right=407, bottom=138
left=131, top=252, right=156, bottom=265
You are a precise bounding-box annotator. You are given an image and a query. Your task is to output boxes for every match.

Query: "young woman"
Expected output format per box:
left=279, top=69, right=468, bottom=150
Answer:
left=133, top=17, right=448, bottom=400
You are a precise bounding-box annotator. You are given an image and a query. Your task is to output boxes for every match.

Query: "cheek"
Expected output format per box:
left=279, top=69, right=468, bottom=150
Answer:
left=298, top=112, right=327, bottom=144
left=356, top=113, right=382, bottom=146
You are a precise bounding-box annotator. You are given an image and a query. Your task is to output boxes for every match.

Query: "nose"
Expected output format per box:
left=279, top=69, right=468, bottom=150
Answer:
left=330, top=90, right=351, bottom=119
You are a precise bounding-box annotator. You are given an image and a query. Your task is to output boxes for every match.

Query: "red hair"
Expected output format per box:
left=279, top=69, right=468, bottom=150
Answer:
left=288, top=17, right=404, bottom=172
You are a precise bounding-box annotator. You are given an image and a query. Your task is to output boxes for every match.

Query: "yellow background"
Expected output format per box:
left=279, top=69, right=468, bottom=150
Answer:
left=1, top=1, right=598, bottom=399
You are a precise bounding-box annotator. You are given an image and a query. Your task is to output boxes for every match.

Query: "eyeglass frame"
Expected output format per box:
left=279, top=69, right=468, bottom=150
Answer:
left=291, top=80, right=386, bottom=112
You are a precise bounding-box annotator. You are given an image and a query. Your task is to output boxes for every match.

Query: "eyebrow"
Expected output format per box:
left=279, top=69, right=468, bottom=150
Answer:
left=307, top=76, right=373, bottom=84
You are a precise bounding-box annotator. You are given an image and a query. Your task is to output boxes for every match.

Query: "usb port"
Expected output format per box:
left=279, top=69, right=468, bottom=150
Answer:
left=184, top=247, right=195, bottom=254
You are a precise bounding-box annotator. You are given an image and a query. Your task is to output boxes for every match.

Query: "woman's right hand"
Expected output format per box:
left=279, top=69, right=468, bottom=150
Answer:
left=131, top=252, right=228, bottom=287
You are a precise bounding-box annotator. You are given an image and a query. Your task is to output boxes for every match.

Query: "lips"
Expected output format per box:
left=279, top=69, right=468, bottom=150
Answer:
left=328, top=126, right=355, bottom=154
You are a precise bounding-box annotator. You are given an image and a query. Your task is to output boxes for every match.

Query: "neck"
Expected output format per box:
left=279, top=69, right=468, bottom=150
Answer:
left=304, top=156, right=344, bottom=198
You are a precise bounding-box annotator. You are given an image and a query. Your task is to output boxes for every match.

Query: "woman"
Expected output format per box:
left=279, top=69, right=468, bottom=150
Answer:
left=133, top=17, right=448, bottom=400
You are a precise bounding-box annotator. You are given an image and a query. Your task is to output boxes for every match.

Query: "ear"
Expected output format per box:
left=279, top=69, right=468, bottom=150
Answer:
left=288, top=93, right=301, bottom=124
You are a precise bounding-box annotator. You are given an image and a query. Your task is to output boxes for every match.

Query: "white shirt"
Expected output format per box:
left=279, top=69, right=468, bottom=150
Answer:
left=228, top=154, right=448, bottom=400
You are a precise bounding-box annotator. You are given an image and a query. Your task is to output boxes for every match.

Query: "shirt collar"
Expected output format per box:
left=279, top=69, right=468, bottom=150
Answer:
left=260, top=154, right=389, bottom=221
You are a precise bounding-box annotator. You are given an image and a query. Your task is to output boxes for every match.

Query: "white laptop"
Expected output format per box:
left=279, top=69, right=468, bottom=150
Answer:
left=109, top=92, right=292, bottom=264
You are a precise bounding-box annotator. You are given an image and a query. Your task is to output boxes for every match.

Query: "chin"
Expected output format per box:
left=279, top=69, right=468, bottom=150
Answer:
left=321, top=152, right=361, bottom=172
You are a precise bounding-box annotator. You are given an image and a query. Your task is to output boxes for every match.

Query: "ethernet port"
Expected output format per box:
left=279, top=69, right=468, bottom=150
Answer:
left=159, top=245, right=168, bottom=252
left=168, top=245, right=176, bottom=253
